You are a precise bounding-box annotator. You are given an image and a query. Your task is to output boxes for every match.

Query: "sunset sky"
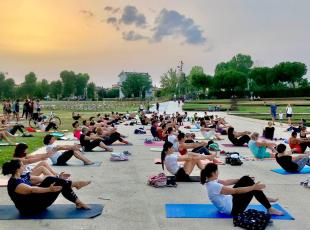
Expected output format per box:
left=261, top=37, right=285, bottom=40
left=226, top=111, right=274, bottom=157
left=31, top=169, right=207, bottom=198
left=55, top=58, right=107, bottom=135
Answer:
left=0, top=0, right=309, bottom=87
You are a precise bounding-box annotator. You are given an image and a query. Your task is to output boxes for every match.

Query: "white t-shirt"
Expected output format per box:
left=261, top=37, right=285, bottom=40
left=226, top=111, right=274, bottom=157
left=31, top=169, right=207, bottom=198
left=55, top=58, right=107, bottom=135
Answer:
left=164, top=153, right=180, bottom=175
left=46, top=144, right=62, bottom=165
left=286, top=106, right=292, bottom=115
left=279, top=113, right=283, bottom=119
left=168, top=134, right=178, bottom=151
left=206, top=180, right=233, bottom=214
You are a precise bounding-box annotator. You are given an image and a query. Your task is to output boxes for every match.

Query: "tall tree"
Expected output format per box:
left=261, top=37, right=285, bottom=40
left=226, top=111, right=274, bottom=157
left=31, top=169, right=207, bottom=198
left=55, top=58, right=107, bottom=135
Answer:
left=160, top=69, right=178, bottom=96
left=215, top=54, right=253, bottom=75
left=189, top=66, right=212, bottom=93
left=60, top=71, right=76, bottom=98
left=0, top=73, right=6, bottom=98
left=50, top=80, right=63, bottom=99
left=3, top=78, right=15, bottom=98
left=121, top=73, right=152, bottom=98
left=213, top=70, right=247, bottom=92
left=249, top=67, right=276, bottom=89
left=75, top=73, right=89, bottom=97
left=87, top=82, right=96, bottom=100
left=273, top=62, right=307, bottom=87
left=21, top=72, right=37, bottom=97
left=35, top=79, right=50, bottom=98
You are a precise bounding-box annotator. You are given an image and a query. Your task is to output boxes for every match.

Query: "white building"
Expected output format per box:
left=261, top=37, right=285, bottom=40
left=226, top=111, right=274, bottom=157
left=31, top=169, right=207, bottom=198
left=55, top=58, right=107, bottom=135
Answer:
left=118, top=71, right=153, bottom=98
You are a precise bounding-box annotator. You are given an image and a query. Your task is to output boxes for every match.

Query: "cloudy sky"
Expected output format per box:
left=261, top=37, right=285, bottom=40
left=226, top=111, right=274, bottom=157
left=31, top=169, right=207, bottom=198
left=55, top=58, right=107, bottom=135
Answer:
left=0, top=0, right=309, bottom=87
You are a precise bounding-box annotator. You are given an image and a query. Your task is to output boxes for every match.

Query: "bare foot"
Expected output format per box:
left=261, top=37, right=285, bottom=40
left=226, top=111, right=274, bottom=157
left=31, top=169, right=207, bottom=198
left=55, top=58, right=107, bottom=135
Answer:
left=268, top=207, right=284, bottom=216
left=268, top=197, right=279, bottom=203
left=74, top=181, right=91, bottom=190
left=106, top=147, right=113, bottom=152
left=84, top=162, right=94, bottom=166
left=76, top=202, right=91, bottom=210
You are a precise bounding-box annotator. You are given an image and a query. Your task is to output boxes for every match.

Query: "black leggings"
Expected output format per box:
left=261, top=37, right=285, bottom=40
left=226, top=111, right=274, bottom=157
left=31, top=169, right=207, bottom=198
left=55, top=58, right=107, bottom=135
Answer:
left=56, top=150, right=74, bottom=165
left=192, top=146, right=210, bottom=155
left=16, top=177, right=78, bottom=216
left=9, top=125, right=25, bottom=135
left=84, top=139, right=102, bottom=151
left=300, top=142, right=310, bottom=153
left=231, top=176, right=271, bottom=216
left=103, top=132, right=123, bottom=145
left=232, top=135, right=250, bottom=146
left=45, top=122, right=58, bottom=132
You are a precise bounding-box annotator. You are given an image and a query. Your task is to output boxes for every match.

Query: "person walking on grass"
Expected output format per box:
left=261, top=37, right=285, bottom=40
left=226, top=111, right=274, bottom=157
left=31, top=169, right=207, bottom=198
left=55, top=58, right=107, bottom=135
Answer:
left=286, top=104, right=293, bottom=125
left=270, top=103, right=277, bottom=125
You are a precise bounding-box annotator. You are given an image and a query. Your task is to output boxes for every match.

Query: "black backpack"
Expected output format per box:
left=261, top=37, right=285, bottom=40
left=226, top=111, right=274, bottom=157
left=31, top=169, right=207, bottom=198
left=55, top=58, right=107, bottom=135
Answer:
left=225, top=152, right=243, bottom=166
left=233, top=209, right=271, bottom=230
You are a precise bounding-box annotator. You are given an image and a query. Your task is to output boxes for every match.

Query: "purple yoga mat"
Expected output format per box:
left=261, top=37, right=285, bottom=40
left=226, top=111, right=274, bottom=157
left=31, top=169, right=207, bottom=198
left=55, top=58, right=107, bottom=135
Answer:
left=144, top=142, right=164, bottom=147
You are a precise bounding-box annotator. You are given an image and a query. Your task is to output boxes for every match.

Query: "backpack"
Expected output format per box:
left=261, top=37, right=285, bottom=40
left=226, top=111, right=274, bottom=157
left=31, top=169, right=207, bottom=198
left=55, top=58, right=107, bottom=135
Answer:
left=225, top=152, right=243, bottom=166
left=147, top=173, right=167, bottom=188
left=233, top=209, right=271, bottom=230
left=110, top=152, right=129, bottom=161
left=134, top=129, right=146, bottom=134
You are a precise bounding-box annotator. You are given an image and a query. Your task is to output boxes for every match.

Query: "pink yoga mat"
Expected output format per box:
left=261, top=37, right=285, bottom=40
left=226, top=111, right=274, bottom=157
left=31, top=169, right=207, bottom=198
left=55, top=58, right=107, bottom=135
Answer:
left=153, top=158, right=218, bottom=165
left=144, top=142, right=164, bottom=147
left=222, top=144, right=248, bottom=147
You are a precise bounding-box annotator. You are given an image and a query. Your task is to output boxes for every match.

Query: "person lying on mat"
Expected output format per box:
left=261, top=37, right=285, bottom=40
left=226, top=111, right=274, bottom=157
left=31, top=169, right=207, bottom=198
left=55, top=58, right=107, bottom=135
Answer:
left=275, top=144, right=310, bottom=173
left=263, top=122, right=275, bottom=140
left=0, top=130, right=15, bottom=145
left=1, top=119, right=30, bottom=137
left=227, top=127, right=251, bottom=146
left=13, top=143, right=68, bottom=182
left=2, top=159, right=90, bottom=216
left=248, top=133, right=276, bottom=159
left=288, top=131, right=310, bottom=153
left=200, top=163, right=283, bottom=216
left=80, top=127, right=113, bottom=152
left=200, top=121, right=223, bottom=140
left=161, top=142, right=216, bottom=182
left=44, top=134, right=94, bottom=166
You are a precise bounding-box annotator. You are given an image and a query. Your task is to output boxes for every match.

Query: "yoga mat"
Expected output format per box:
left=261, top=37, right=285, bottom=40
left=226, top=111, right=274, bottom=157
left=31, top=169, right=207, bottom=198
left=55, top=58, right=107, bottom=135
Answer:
left=190, top=128, right=200, bottom=132
left=165, top=203, right=294, bottom=220
left=271, top=166, right=310, bottom=175
left=167, top=176, right=200, bottom=182
left=194, top=137, right=208, bottom=140
left=0, top=143, right=17, bottom=146
left=144, top=142, right=164, bottom=147
left=0, top=179, right=8, bottom=187
left=155, top=159, right=213, bottom=165
left=150, top=147, right=162, bottom=152
left=0, top=204, right=103, bottom=220
left=222, top=144, right=247, bottom=148
left=53, top=161, right=102, bottom=167
left=51, top=132, right=65, bottom=138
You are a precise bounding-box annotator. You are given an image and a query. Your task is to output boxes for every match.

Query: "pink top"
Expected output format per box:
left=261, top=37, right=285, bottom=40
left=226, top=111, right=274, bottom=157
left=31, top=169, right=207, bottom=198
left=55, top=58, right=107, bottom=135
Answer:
left=73, top=130, right=81, bottom=140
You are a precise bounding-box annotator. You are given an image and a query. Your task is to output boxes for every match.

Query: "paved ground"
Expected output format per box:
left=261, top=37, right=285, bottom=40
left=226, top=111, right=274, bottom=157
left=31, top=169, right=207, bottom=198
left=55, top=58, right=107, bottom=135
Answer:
left=0, top=101, right=309, bottom=230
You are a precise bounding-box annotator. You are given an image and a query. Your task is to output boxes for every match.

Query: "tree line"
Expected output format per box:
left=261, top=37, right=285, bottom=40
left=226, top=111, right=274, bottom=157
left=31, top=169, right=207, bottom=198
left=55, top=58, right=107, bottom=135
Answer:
left=0, top=71, right=119, bottom=100
left=159, top=54, right=309, bottom=99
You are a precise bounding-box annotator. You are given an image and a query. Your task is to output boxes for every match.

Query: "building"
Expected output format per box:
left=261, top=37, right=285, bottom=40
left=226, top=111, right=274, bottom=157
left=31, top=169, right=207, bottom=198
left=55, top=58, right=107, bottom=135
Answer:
left=118, top=71, right=153, bottom=98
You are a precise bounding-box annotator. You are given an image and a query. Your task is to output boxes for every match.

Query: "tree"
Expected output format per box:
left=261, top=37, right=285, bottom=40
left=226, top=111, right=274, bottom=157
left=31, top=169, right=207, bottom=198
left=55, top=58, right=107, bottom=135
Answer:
left=121, top=73, right=152, bottom=98
left=21, top=72, right=37, bottom=97
left=2, top=78, right=15, bottom=98
left=215, top=54, right=253, bottom=75
left=273, top=62, right=307, bottom=87
left=75, top=73, right=89, bottom=97
left=0, top=73, right=6, bottom=98
left=213, top=70, right=247, bottom=92
left=106, top=88, right=119, bottom=98
left=35, top=79, right=50, bottom=98
left=189, top=66, right=212, bottom=93
left=60, top=71, right=76, bottom=98
left=87, top=82, right=96, bottom=100
left=249, top=67, right=276, bottom=90
left=160, top=69, right=178, bottom=96
left=50, top=80, right=63, bottom=99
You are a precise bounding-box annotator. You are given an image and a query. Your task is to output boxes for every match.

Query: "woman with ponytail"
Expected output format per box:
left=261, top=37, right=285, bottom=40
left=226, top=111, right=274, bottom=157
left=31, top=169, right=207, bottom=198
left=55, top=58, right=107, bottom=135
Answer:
left=2, top=159, right=91, bottom=216
left=177, top=132, right=211, bottom=155
left=161, top=141, right=215, bottom=182
left=200, top=163, right=283, bottom=216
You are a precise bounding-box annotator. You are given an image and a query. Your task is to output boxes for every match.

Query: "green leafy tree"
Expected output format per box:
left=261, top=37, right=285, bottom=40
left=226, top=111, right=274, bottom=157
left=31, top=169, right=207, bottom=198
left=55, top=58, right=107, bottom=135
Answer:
left=215, top=54, right=253, bottom=75
left=249, top=67, right=276, bottom=90
left=21, top=72, right=37, bottom=98
left=106, top=88, right=119, bottom=98
left=121, top=73, right=152, bottom=98
left=189, top=66, right=212, bottom=93
left=50, top=80, right=63, bottom=99
left=87, top=82, right=96, bottom=100
left=273, top=62, right=307, bottom=87
left=213, top=70, right=247, bottom=92
left=75, top=73, right=89, bottom=97
left=160, top=69, right=178, bottom=96
left=0, top=73, right=6, bottom=98
left=3, top=78, right=15, bottom=98
left=60, top=71, right=76, bottom=98
left=35, top=79, right=50, bottom=98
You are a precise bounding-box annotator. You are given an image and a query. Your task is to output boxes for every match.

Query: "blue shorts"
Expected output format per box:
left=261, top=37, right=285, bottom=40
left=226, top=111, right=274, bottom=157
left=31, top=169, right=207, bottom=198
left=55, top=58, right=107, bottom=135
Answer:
left=271, top=112, right=277, bottom=118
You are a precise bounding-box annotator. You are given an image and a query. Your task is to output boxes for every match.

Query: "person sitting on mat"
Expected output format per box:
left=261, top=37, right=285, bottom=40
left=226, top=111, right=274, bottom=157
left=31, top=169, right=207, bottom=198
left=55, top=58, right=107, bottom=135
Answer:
left=178, top=132, right=211, bottom=155
left=200, top=121, right=223, bottom=140
left=288, top=131, right=310, bottom=153
left=44, top=134, right=94, bottom=166
left=0, top=130, right=15, bottom=145
left=300, top=126, right=310, bottom=139
left=95, top=127, right=131, bottom=145
left=1, top=119, right=31, bottom=137
left=248, top=133, right=276, bottom=159
left=227, top=127, right=251, bottom=146
left=200, top=163, right=283, bottom=216
left=13, top=143, right=67, bottom=182
left=161, top=141, right=215, bottom=182
left=150, top=120, right=160, bottom=139
left=2, top=159, right=91, bottom=216
left=263, top=122, right=275, bottom=140
left=72, top=121, right=82, bottom=140
left=80, top=127, right=113, bottom=152
left=276, top=144, right=310, bottom=173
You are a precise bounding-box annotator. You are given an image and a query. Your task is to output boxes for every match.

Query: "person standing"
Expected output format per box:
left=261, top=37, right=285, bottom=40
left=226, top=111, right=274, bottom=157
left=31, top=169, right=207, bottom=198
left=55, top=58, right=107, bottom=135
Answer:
left=156, top=102, right=159, bottom=112
left=270, top=103, right=277, bottom=125
left=286, top=104, right=293, bottom=125
left=12, top=99, right=20, bottom=122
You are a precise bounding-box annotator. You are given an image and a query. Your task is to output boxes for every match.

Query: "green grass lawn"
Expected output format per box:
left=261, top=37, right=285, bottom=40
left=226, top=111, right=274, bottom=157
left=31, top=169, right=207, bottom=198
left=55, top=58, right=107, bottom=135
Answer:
left=0, top=133, right=46, bottom=167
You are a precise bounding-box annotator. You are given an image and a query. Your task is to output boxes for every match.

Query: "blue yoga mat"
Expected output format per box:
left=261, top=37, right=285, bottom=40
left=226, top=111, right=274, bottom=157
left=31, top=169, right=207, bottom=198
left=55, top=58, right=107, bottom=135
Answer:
left=0, top=204, right=103, bottom=220
left=51, top=132, right=65, bottom=138
left=271, top=166, right=310, bottom=175
left=165, top=203, right=294, bottom=220
left=53, top=161, right=102, bottom=167
left=190, top=128, right=200, bottom=132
